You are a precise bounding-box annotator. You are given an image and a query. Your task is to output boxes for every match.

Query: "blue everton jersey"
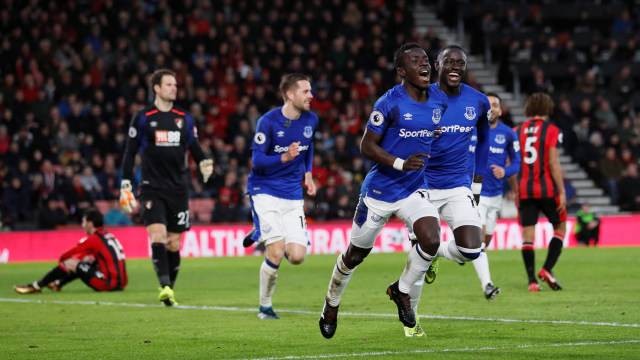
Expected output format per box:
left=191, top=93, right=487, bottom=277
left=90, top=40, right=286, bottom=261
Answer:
left=426, top=83, right=490, bottom=189
left=480, top=122, right=521, bottom=196
left=248, top=107, right=318, bottom=200
left=360, top=84, right=445, bottom=202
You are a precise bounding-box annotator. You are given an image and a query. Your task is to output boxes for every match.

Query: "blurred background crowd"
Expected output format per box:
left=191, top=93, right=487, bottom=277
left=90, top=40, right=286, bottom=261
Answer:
left=1, top=0, right=639, bottom=230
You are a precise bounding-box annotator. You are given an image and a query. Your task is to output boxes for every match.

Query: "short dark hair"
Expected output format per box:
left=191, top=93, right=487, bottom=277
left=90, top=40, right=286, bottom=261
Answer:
left=279, top=73, right=310, bottom=101
left=524, top=92, right=554, bottom=117
left=149, top=69, right=176, bottom=94
left=83, top=208, right=104, bottom=227
left=436, top=45, right=467, bottom=64
left=393, top=43, right=424, bottom=69
left=486, top=92, right=501, bottom=102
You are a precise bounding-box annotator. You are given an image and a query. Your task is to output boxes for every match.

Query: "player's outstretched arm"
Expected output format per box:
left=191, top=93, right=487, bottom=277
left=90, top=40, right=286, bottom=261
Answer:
left=304, top=171, right=317, bottom=196
left=187, top=139, right=213, bottom=183
left=549, top=146, right=566, bottom=211
left=472, top=105, right=491, bottom=202
left=185, top=114, right=214, bottom=183
left=120, top=114, right=141, bottom=213
left=360, top=129, right=425, bottom=171
left=504, top=131, right=521, bottom=178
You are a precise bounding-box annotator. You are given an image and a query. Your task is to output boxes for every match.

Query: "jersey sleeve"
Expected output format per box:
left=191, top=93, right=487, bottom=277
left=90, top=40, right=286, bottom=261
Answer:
left=474, top=96, right=490, bottom=177
left=251, top=117, right=281, bottom=170
left=121, top=112, right=144, bottom=182
left=185, top=113, right=206, bottom=163
left=58, top=235, right=99, bottom=262
left=304, top=115, right=318, bottom=173
left=366, top=96, right=392, bottom=136
left=544, top=124, right=561, bottom=149
left=505, top=127, right=521, bottom=178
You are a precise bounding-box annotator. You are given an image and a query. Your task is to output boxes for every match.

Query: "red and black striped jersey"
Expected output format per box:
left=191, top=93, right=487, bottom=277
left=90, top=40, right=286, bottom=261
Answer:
left=515, top=118, right=562, bottom=199
left=59, top=229, right=128, bottom=290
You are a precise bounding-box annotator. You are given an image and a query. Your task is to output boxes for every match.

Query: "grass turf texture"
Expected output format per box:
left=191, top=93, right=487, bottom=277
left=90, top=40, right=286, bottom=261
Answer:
left=1, top=247, right=639, bottom=359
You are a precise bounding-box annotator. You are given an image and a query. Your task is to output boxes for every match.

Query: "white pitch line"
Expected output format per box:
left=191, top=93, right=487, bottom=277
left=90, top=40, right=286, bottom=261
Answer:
left=244, top=340, right=640, bottom=360
left=1, top=297, right=639, bottom=329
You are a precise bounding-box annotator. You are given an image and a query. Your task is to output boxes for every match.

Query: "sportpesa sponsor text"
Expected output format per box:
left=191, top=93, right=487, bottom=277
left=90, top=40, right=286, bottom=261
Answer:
left=273, top=144, right=310, bottom=153
left=398, top=125, right=474, bottom=139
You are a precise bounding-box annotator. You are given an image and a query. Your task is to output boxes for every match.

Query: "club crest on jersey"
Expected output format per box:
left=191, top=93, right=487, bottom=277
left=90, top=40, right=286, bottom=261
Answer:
left=432, top=108, right=442, bottom=124
left=464, top=106, right=476, bottom=120
left=303, top=126, right=313, bottom=138
left=369, top=110, right=384, bottom=126
left=175, top=118, right=183, bottom=129
left=145, top=200, right=153, bottom=209
left=254, top=132, right=266, bottom=145
left=495, top=134, right=506, bottom=144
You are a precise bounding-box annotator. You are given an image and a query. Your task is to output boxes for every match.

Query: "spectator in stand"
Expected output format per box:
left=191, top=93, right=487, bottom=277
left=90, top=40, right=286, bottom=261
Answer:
left=79, top=166, right=103, bottom=200
left=104, top=202, right=133, bottom=227
left=610, top=65, right=635, bottom=104
left=38, top=196, right=68, bottom=230
left=554, top=98, right=578, bottom=152
left=578, top=131, right=604, bottom=184
left=0, top=125, right=10, bottom=155
left=211, top=188, right=239, bottom=224
left=618, top=163, right=640, bottom=212
left=2, top=176, right=31, bottom=225
left=598, top=147, right=624, bottom=203
left=594, top=98, right=619, bottom=131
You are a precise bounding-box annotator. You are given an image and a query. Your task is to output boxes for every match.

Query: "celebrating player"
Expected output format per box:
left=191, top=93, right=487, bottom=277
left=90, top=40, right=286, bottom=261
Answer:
left=471, top=92, right=520, bottom=299
left=247, top=73, right=318, bottom=320
left=14, top=209, right=127, bottom=294
left=515, top=92, right=566, bottom=292
left=318, top=43, right=443, bottom=339
left=403, top=45, right=491, bottom=335
left=120, top=69, right=213, bottom=306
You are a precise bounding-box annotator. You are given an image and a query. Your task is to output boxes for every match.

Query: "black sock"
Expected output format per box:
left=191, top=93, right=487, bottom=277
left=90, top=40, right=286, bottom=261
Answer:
left=167, top=250, right=181, bottom=288
left=57, top=273, right=79, bottom=288
left=543, top=237, right=563, bottom=271
left=151, top=243, right=171, bottom=287
left=521, top=243, right=536, bottom=283
left=38, top=266, right=68, bottom=288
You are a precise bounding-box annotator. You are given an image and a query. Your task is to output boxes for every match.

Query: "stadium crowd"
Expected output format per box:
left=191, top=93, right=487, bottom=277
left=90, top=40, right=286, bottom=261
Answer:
left=2, top=0, right=640, bottom=230
left=450, top=0, right=640, bottom=211
left=0, top=0, right=446, bottom=230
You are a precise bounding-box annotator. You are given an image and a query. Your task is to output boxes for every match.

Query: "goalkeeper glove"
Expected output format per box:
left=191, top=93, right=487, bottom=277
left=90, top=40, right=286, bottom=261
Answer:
left=119, top=180, right=137, bottom=213
left=199, top=159, right=214, bottom=183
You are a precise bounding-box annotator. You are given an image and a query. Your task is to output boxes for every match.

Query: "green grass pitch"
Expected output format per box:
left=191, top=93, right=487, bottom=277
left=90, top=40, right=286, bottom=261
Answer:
left=1, top=247, right=639, bottom=359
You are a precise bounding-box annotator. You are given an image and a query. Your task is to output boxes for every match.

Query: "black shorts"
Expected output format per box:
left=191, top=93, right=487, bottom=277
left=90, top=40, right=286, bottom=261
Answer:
left=140, top=190, right=190, bottom=233
left=76, top=261, right=121, bottom=291
left=518, top=198, right=567, bottom=227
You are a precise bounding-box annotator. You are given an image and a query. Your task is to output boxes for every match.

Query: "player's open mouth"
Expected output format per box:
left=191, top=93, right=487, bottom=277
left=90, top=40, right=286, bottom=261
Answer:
left=448, top=72, right=460, bottom=82
left=419, top=70, right=430, bottom=81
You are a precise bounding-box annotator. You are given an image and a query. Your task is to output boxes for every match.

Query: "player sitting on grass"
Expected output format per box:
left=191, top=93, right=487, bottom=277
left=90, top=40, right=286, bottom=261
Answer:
left=14, top=209, right=128, bottom=294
